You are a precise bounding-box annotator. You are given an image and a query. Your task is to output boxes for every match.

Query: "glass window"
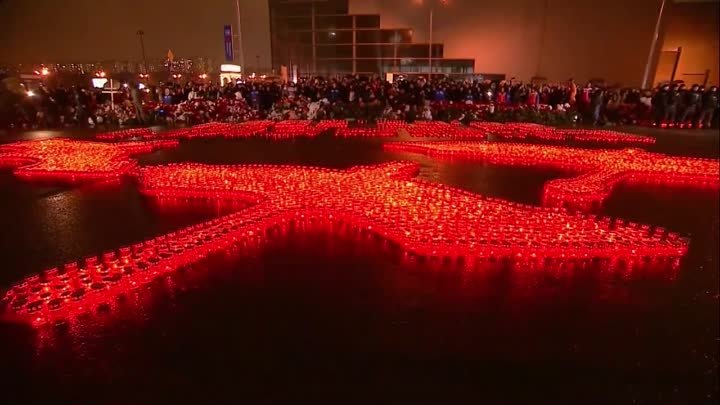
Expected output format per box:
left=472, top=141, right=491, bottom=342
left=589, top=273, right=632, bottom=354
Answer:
left=316, top=30, right=353, bottom=44
left=316, top=45, right=353, bottom=59
left=355, top=15, right=380, bottom=28
left=356, top=60, right=382, bottom=73
left=316, top=16, right=353, bottom=29
left=274, top=3, right=312, bottom=17
left=397, top=44, right=429, bottom=58
left=356, top=45, right=397, bottom=58
left=356, top=30, right=382, bottom=44
left=381, top=29, right=412, bottom=44
left=356, top=45, right=380, bottom=58
left=277, top=30, right=312, bottom=44
left=315, top=0, right=348, bottom=15
left=279, top=17, right=312, bottom=30
left=281, top=45, right=314, bottom=61
left=316, top=60, right=353, bottom=74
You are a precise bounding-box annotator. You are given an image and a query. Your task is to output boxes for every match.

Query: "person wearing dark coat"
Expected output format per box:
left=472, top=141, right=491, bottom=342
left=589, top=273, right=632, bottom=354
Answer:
left=699, top=86, right=718, bottom=128
left=680, top=84, right=702, bottom=123
left=652, top=84, right=670, bottom=125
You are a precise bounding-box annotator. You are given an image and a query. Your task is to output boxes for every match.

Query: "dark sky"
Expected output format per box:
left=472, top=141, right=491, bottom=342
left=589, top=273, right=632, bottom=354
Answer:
left=0, top=0, right=271, bottom=68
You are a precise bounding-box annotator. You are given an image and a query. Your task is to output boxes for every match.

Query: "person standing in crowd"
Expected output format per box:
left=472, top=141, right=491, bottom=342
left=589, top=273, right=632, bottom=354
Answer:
left=699, top=86, right=718, bottom=128
left=130, top=82, right=146, bottom=124
left=666, top=84, right=682, bottom=124
left=591, top=86, right=605, bottom=125
left=652, top=84, right=670, bottom=125
left=568, top=78, right=577, bottom=106
left=680, top=84, right=702, bottom=124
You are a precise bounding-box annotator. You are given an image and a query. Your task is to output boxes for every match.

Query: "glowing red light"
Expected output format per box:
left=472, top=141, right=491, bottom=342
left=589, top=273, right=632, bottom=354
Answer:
left=96, top=128, right=157, bottom=141
left=0, top=139, right=179, bottom=183
left=469, top=122, right=655, bottom=146
left=3, top=161, right=690, bottom=325
left=407, top=121, right=486, bottom=139
left=384, top=141, right=719, bottom=212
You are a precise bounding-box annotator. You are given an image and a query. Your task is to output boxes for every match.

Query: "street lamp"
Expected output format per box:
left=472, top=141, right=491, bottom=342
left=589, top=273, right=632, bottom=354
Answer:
left=136, top=29, right=148, bottom=74
left=414, top=0, right=449, bottom=80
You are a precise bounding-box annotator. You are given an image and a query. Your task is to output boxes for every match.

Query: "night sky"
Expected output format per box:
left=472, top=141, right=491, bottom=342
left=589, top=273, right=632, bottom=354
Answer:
left=0, top=0, right=272, bottom=69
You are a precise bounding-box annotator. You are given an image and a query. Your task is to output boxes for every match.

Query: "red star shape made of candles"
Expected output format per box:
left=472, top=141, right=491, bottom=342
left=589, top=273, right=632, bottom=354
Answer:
left=3, top=161, right=689, bottom=325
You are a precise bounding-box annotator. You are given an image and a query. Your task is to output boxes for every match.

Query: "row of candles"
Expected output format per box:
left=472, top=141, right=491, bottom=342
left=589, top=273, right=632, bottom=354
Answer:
left=0, top=139, right=178, bottom=183
left=384, top=141, right=718, bottom=212
left=469, top=122, right=656, bottom=146
left=94, top=121, right=656, bottom=147
left=3, top=160, right=690, bottom=325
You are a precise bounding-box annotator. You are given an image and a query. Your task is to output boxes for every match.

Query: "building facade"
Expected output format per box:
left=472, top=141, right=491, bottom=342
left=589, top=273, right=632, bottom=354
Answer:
left=269, top=0, right=474, bottom=76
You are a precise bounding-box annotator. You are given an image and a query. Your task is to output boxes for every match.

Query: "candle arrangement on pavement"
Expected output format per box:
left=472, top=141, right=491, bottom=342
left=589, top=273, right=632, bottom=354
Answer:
left=0, top=139, right=178, bottom=183
left=469, top=122, right=655, bottom=146
left=2, top=161, right=689, bottom=326
left=406, top=121, right=487, bottom=139
left=384, top=141, right=718, bottom=212
left=95, top=127, right=158, bottom=141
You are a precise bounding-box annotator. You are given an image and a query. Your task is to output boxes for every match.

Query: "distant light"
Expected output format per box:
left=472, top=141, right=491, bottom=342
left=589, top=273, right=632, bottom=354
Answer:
left=40, top=68, right=50, bottom=76
left=96, top=71, right=106, bottom=78
left=329, top=31, right=337, bottom=37
left=139, top=83, right=146, bottom=90
left=220, top=64, right=242, bottom=73
left=123, top=83, right=129, bottom=88
left=91, top=78, right=108, bottom=88
left=26, top=90, right=35, bottom=97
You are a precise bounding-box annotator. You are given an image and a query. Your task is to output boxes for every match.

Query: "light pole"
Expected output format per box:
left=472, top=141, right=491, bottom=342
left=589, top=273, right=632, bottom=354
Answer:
left=136, top=29, right=148, bottom=74
left=235, top=0, right=245, bottom=71
left=415, top=0, right=448, bottom=80
left=641, top=0, right=667, bottom=89
left=428, top=5, right=433, bottom=80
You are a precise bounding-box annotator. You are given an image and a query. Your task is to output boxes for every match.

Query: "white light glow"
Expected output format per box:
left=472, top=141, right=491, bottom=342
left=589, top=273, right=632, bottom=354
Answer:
left=220, top=64, right=242, bottom=73
left=91, top=78, right=108, bottom=88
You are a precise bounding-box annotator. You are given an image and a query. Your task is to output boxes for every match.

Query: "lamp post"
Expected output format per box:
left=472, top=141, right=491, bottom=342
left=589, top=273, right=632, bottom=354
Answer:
left=136, top=29, right=148, bottom=74
left=428, top=5, right=433, bottom=80
left=641, top=0, right=667, bottom=89
left=235, top=0, right=245, bottom=70
left=415, top=0, right=448, bottom=80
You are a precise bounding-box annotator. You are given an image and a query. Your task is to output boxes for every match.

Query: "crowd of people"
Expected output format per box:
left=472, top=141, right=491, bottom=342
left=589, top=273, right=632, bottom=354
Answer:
left=0, top=73, right=718, bottom=130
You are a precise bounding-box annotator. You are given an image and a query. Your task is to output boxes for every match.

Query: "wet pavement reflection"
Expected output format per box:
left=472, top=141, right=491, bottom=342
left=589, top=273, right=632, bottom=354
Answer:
left=0, top=132, right=717, bottom=404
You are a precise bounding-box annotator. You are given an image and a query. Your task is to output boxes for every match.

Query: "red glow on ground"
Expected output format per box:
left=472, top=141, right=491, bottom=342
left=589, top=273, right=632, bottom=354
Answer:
left=384, top=141, right=718, bottom=212
left=3, top=161, right=690, bottom=326
left=92, top=121, right=656, bottom=146
left=469, top=122, right=655, bottom=146
left=0, top=139, right=178, bottom=183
